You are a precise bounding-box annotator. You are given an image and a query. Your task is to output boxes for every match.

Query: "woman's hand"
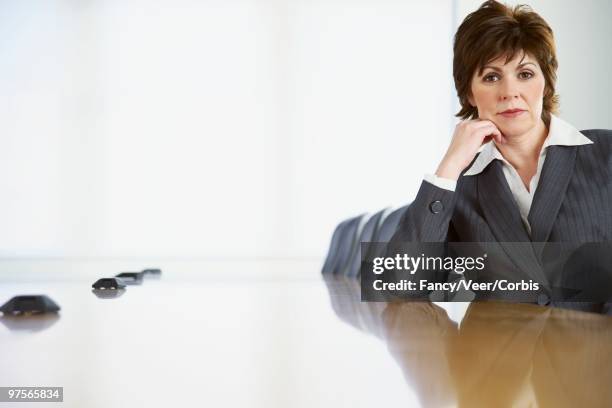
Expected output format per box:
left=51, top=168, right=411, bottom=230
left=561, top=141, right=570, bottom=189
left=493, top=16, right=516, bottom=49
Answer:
left=435, top=119, right=506, bottom=181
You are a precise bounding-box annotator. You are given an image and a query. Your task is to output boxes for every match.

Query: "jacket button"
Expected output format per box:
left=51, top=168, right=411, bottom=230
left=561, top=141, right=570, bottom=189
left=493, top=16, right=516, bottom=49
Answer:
left=429, top=200, right=444, bottom=214
left=537, top=293, right=550, bottom=306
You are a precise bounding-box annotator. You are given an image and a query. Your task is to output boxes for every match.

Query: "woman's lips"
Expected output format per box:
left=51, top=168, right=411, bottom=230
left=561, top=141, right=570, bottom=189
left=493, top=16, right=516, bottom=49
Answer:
left=499, top=110, right=525, bottom=118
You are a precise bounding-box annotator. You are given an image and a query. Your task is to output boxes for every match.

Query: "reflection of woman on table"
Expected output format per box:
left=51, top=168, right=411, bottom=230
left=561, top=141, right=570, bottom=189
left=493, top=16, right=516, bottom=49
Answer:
left=324, top=276, right=612, bottom=407
left=383, top=301, right=612, bottom=407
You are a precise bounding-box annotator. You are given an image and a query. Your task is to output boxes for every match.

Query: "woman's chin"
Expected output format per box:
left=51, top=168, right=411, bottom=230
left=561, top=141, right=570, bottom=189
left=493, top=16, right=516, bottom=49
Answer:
left=496, top=122, right=534, bottom=139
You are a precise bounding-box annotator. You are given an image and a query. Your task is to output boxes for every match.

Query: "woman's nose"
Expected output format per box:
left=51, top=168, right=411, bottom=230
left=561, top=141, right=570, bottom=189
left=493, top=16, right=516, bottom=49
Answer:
left=499, top=78, right=520, bottom=100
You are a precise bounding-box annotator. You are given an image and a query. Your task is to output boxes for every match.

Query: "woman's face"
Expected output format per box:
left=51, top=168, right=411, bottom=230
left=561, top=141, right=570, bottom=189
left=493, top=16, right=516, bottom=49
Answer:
left=468, top=51, right=546, bottom=138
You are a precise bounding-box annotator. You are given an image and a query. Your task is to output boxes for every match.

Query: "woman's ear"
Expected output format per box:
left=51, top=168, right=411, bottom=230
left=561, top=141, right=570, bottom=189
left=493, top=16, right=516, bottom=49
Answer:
left=467, top=93, right=475, bottom=107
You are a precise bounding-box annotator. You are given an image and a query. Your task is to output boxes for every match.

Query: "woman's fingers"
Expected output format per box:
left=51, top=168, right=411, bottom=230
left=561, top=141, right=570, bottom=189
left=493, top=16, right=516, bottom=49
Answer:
left=475, top=125, right=503, bottom=145
left=478, top=120, right=506, bottom=143
left=478, top=122, right=504, bottom=144
left=437, top=119, right=506, bottom=180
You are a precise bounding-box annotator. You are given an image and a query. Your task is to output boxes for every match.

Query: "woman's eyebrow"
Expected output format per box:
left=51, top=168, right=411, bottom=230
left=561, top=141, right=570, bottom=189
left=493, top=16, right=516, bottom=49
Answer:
left=482, top=62, right=535, bottom=72
left=481, top=62, right=537, bottom=73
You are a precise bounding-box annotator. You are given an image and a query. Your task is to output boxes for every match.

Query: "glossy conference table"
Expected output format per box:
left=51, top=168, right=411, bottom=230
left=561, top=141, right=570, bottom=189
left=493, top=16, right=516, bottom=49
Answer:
left=1, top=259, right=611, bottom=407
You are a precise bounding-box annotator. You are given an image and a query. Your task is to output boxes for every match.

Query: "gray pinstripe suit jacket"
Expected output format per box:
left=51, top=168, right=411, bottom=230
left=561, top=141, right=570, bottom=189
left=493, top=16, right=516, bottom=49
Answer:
left=390, top=129, right=612, bottom=309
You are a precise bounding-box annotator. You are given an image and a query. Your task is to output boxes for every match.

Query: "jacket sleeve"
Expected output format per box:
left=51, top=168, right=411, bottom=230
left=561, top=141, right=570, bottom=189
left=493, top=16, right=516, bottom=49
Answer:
left=380, top=180, right=459, bottom=300
left=390, top=179, right=458, bottom=243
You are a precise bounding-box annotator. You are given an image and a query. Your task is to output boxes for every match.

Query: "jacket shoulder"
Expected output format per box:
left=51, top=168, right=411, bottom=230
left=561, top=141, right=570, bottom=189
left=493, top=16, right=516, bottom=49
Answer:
left=580, top=128, right=612, bottom=143
left=579, top=129, right=612, bottom=166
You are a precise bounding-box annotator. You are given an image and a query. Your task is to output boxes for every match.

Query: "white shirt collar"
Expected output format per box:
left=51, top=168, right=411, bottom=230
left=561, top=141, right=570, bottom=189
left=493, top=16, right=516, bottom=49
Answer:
left=463, top=114, right=593, bottom=176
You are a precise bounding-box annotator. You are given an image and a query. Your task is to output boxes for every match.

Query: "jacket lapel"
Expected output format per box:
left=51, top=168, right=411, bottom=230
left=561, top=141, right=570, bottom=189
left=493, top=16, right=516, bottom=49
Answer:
left=478, top=160, right=548, bottom=285
left=478, top=160, right=531, bottom=242
left=528, top=145, right=578, bottom=256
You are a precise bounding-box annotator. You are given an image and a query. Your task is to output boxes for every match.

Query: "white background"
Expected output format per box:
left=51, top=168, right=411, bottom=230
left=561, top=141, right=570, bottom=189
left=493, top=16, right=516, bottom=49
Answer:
left=0, top=0, right=610, bottom=261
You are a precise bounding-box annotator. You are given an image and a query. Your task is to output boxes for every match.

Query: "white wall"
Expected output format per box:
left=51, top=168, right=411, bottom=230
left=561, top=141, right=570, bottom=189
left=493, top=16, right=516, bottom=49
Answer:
left=1, top=0, right=609, bottom=261
left=0, top=0, right=455, bottom=259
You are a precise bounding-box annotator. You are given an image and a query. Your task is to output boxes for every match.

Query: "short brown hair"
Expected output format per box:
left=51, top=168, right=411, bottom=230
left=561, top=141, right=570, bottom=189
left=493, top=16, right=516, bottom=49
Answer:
left=453, top=0, right=559, bottom=123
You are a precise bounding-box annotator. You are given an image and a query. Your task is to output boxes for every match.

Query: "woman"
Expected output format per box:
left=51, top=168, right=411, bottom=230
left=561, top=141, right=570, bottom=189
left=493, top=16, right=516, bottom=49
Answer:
left=389, top=0, right=612, bottom=307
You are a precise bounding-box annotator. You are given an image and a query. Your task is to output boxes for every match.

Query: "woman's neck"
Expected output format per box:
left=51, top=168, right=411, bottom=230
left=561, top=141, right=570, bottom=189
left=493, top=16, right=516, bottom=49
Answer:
left=496, top=119, right=548, bottom=172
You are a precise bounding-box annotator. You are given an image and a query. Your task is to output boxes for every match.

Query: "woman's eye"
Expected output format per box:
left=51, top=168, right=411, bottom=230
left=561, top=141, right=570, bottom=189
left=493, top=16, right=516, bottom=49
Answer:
left=519, top=71, right=534, bottom=79
left=483, top=73, right=499, bottom=82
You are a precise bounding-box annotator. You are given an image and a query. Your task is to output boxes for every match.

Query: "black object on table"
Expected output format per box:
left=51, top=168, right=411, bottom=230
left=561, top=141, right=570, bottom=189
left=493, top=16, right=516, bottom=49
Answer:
left=92, top=277, right=127, bottom=290
left=0, top=295, right=61, bottom=315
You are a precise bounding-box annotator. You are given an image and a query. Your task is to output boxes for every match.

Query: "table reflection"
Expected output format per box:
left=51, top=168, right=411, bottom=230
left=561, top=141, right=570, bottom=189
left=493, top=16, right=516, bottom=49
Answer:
left=0, top=313, right=60, bottom=332
left=324, top=275, right=612, bottom=407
